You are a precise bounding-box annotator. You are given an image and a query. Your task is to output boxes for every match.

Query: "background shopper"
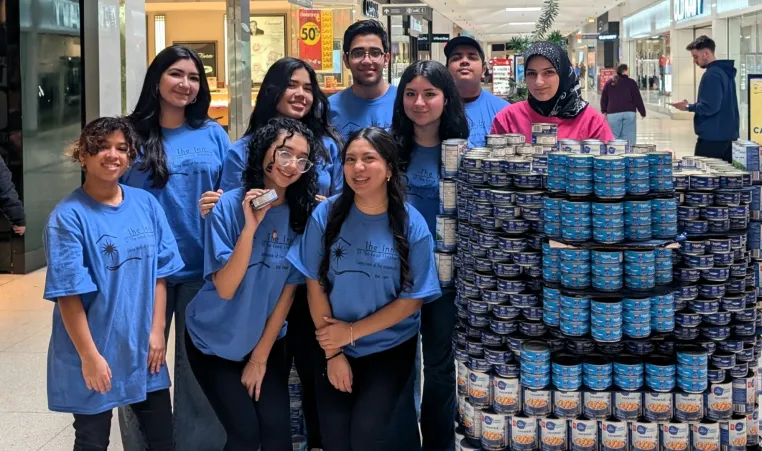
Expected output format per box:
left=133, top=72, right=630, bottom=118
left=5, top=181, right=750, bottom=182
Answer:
left=491, top=42, right=613, bottom=142
left=601, top=64, right=646, bottom=145
left=288, top=127, right=441, bottom=451
left=0, top=157, right=25, bottom=235
left=392, top=60, right=469, bottom=451
left=121, top=45, right=230, bottom=450
left=329, top=20, right=396, bottom=139
left=44, top=117, right=184, bottom=451
left=444, top=36, right=508, bottom=148
left=185, top=117, right=317, bottom=451
left=671, top=35, right=739, bottom=163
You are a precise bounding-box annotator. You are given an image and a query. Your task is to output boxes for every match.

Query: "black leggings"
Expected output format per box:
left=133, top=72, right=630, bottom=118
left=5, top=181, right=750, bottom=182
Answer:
left=185, top=332, right=292, bottom=451
left=73, top=389, right=173, bottom=451
left=286, top=285, right=322, bottom=447
left=316, top=335, right=418, bottom=451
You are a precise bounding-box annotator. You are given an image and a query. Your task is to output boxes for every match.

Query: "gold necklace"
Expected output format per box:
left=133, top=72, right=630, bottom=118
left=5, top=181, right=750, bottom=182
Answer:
left=354, top=199, right=389, bottom=210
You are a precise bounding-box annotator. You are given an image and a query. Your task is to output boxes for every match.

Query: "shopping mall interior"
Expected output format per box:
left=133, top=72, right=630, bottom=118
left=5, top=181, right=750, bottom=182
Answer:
left=1, top=0, right=762, bottom=449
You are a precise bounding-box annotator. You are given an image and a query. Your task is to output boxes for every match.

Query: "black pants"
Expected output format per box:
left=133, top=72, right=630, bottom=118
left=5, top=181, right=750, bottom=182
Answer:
left=420, top=291, right=457, bottom=451
left=185, top=332, right=291, bottom=451
left=285, top=285, right=322, bottom=448
left=73, top=389, right=173, bottom=451
left=695, top=139, right=733, bottom=163
left=316, top=335, right=418, bottom=451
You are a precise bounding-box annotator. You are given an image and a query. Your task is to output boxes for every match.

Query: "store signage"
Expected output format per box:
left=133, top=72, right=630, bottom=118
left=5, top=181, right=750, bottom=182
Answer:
left=298, top=10, right=333, bottom=71
left=492, top=58, right=513, bottom=97
left=749, top=75, right=762, bottom=143
left=174, top=42, right=217, bottom=78
left=381, top=5, right=433, bottom=20
left=407, top=16, right=423, bottom=37
left=598, top=33, right=619, bottom=41
left=419, top=34, right=450, bottom=43
left=363, top=0, right=379, bottom=19
left=288, top=0, right=313, bottom=7
left=674, top=0, right=704, bottom=22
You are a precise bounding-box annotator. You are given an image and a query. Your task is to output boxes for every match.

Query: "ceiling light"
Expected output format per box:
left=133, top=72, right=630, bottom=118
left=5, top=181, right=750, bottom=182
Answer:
left=505, top=7, right=541, bottom=12
left=508, top=22, right=535, bottom=25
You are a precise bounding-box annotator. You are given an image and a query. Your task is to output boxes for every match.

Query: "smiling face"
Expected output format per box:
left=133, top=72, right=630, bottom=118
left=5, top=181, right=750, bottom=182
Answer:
left=159, top=58, right=200, bottom=109
left=344, top=138, right=391, bottom=196
left=82, top=131, right=131, bottom=182
left=263, top=131, right=309, bottom=188
left=275, top=68, right=314, bottom=120
left=345, top=34, right=389, bottom=87
left=526, top=56, right=560, bottom=102
left=403, top=76, right=445, bottom=128
left=447, top=45, right=484, bottom=88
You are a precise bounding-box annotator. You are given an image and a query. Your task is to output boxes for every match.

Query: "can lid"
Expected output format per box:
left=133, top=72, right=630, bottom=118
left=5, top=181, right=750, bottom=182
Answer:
left=522, top=341, right=550, bottom=354
left=676, top=344, right=707, bottom=356
left=594, top=155, right=625, bottom=161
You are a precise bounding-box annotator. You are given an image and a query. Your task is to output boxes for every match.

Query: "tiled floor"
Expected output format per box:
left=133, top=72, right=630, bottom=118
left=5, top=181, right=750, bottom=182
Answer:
left=0, top=99, right=705, bottom=450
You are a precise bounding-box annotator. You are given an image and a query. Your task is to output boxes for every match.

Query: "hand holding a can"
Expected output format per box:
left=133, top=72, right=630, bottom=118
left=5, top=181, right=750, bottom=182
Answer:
left=244, top=189, right=274, bottom=230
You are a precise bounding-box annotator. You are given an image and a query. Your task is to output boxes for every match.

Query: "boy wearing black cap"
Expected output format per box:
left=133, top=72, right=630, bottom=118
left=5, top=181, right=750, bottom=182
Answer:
left=445, top=36, right=509, bottom=148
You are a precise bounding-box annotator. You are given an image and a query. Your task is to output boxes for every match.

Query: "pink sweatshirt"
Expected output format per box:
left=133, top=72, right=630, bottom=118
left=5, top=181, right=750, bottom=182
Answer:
left=490, top=101, right=615, bottom=143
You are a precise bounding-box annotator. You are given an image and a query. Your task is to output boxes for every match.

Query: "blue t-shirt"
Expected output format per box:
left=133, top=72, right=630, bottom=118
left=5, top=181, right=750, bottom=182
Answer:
left=122, top=121, right=230, bottom=282
left=219, top=135, right=343, bottom=197
left=43, top=185, right=184, bottom=415
left=329, top=85, right=397, bottom=140
left=287, top=197, right=441, bottom=357
left=465, top=90, right=509, bottom=148
left=405, top=144, right=441, bottom=236
left=185, top=187, right=305, bottom=362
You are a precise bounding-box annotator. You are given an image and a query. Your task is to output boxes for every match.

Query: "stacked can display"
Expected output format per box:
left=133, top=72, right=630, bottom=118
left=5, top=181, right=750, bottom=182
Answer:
left=288, top=365, right=308, bottom=450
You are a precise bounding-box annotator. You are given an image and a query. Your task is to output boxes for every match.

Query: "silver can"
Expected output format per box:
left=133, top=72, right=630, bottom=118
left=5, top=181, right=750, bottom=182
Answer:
left=439, top=179, right=457, bottom=215
left=435, top=252, right=454, bottom=287
left=442, top=139, right=467, bottom=178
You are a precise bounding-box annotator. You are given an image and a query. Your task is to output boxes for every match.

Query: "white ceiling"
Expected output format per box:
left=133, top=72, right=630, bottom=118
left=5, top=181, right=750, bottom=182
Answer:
left=424, top=0, right=624, bottom=43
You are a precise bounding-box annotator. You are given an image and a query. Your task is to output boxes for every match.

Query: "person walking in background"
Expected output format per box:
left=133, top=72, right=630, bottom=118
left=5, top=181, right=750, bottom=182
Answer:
left=601, top=64, right=646, bottom=145
left=444, top=36, right=508, bottom=148
left=671, top=35, right=739, bottom=163
left=0, top=157, right=25, bottom=235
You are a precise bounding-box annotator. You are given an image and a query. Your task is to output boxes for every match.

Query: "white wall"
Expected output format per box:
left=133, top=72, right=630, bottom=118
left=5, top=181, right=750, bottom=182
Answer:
left=431, top=9, right=454, bottom=65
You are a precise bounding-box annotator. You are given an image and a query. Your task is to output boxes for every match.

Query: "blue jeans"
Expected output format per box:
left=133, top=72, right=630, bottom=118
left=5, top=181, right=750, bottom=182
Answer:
left=607, top=111, right=637, bottom=146
left=119, top=280, right=226, bottom=451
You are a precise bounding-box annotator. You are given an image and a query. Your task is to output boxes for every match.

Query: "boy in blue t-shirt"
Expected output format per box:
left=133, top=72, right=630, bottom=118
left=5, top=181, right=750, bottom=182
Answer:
left=329, top=20, right=397, bottom=140
left=43, top=117, right=184, bottom=449
left=445, top=36, right=510, bottom=148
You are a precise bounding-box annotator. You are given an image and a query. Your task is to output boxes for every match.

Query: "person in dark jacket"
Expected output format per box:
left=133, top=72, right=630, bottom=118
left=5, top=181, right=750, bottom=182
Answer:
left=601, top=64, right=646, bottom=145
left=0, top=157, right=25, bottom=235
left=672, top=35, right=739, bottom=163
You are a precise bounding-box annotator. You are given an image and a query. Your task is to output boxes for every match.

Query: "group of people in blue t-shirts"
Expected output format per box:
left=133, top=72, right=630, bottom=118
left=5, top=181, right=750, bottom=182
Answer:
left=42, top=19, right=510, bottom=451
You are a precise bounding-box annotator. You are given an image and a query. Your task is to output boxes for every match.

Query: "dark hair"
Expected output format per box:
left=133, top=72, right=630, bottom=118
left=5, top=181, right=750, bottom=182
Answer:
left=243, top=117, right=318, bottom=234
left=686, top=35, right=715, bottom=53
left=244, top=57, right=342, bottom=162
left=67, top=117, right=139, bottom=164
left=127, top=45, right=212, bottom=188
left=342, top=20, right=390, bottom=54
left=317, top=127, right=411, bottom=294
left=391, top=60, right=469, bottom=173
left=612, top=64, right=629, bottom=87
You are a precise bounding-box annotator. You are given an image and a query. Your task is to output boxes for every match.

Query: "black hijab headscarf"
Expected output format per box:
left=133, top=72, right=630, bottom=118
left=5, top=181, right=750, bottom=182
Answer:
left=524, top=41, right=588, bottom=119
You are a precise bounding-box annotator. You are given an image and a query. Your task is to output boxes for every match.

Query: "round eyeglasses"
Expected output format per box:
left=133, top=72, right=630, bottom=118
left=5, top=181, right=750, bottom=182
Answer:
left=348, top=48, right=385, bottom=63
left=277, top=150, right=313, bottom=173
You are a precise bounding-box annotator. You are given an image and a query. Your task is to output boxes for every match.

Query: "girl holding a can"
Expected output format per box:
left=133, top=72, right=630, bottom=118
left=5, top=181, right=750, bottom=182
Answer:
left=490, top=42, right=614, bottom=143
left=390, top=60, right=469, bottom=450
left=287, top=126, right=441, bottom=450
left=184, top=117, right=318, bottom=451
left=43, top=117, right=184, bottom=449
left=121, top=45, right=231, bottom=449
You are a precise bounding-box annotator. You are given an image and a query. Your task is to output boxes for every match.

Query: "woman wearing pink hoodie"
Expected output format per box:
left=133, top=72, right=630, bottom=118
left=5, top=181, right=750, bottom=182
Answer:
left=491, top=42, right=613, bottom=143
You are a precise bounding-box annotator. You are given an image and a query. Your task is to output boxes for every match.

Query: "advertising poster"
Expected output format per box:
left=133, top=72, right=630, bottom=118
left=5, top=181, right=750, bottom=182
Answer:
left=174, top=41, right=217, bottom=78
left=491, top=58, right=512, bottom=97
left=750, top=75, right=762, bottom=143
left=298, top=9, right=333, bottom=71
left=598, top=68, right=616, bottom=92
left=250, top=15, right=286, bottom=84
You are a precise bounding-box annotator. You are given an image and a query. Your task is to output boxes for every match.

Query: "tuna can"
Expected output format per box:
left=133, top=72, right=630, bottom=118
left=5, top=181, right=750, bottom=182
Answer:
left=480, top=410, right=508, bottom=451
left=591, top=263, right=624, bottom=278
left=677, top=347, right=709, bottom=368
left=582, top=140, right=606, bottom=155
left=616, top=373, right=646, bottom=391
left=706, top=382, right=734, bottom=420
left=495, top=363, right=521, bottom=379
left=674, top=174, right=690, bottom=190
left=686, top=192, right=715, bottom=207
left=709, top=368, right=727, bottom=384
left=691, top=174, right=721, bottom=191
left=436, top=216, right=458, bottom=252
left=648, top=151, right=673, bottom=166
left=703, top=206, right=730, bottom=220
left=554, top=391, right=582, bottom=418
left=679, top=206, right=702, bottom=220
left=733, top=322, right=756, bottom=337
left=703, top=267, right=731, bottom=282
left=692, top=421, right=721, bottom=451
left=716, top=189, right=742, bottom=206
left=630, top=420, right=659, bottom=451
left=539, top=417, right=567, bottom=451
left=699, top=284, right=726, bottom=300
left=583, top=392, right=612, bottom=419
left=435, top=252, right=455, bottom=287
left=625, top=154, right=650, bottom=167
left=675, top=392, right=704, bottom=422
left=492, top=376, right=521, bottom=414
left=490, top=190, right=516, bottom=206
left=678, top=377, right=708, bottom=393
left=661, top=422, right=691, bottom=451
left=523, top=389, right=552, bottom=417
left=439, top=180, right=458, bottom=214
left=713, top=252, right=734, bottom=266
left=510, top=415, right=538, bottom=450
left=644, top=392, right=673, bottom=422
left=730, top=363, right=749, bottom=379
left=685, top=254, right=715, bottom=270
left=709, top=219, right=731, bottom=233
left=570, top=419, right=598, bottom=451
left=497, top=279, right=526, bottom=294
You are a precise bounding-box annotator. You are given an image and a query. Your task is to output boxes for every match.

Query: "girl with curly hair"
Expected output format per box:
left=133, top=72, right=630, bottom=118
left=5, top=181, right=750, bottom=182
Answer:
left=43, top=116, right=184, bottom=450
left=184, top=117, right=318, bottom=451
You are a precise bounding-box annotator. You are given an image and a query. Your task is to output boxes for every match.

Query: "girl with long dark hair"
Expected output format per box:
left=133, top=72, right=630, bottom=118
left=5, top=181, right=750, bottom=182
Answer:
left=120, top=45, right=231, bottom=449
left=491, top=42, right=613, bottom=142
left=391, top=60, right=469, bottom=450
left=185, top=117, right=318, bottom=451
left=287, top=127, right=441, bottom=451
left=44, top=117, right=184, bottom=450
